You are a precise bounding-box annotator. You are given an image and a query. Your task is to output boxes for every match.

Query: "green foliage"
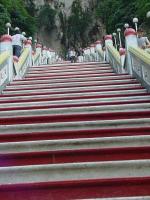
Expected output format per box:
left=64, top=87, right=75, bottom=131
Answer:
left=67, top=0, right=92, bottom=47
left=38, top=5, right=56, bottom=32
left=0, top=4, right=11, bottom=35
left=95, top=0, right=150, bottom=34
left=0, top=0, right=36, bottom=36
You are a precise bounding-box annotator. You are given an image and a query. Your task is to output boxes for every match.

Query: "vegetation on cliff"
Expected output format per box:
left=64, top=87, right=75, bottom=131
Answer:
left=0, top=0, right=36, bottom=35
left=95, top=0, right=150, bottom=34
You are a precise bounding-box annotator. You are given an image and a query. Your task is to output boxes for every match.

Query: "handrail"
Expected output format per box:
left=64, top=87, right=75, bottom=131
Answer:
left=107, top=45, right=121, bottom=65
left=129, top=47, right=150, bottom=66
left=128, top=46, right=150, bottom=91
left=15, top=48, right=30, bottom=75
left=18, top=48, right=30, bottom=68
left=0, top=51, right=10, bottom=66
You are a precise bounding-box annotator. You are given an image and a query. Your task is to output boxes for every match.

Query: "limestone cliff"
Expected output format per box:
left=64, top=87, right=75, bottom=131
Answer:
left=31, top=0, right=106, bottom=52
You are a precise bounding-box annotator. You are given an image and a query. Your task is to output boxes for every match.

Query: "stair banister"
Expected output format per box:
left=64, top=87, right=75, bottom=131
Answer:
left=90, top=44, right=96, bottom=62
left=128, top=46, right=150, bottom=91
left=14, top=39, right=32, bottom=79
left=124, top=28, right=138, bottom=75
left=105, top=35, right=123, bottom=73
left=36, top=44, right=42, bottom=65
left=42, top=46, right=48, bottom=65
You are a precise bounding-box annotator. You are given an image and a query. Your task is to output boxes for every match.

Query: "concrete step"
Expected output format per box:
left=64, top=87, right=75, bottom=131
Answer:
left=4, top=84, right=142, bottom=95
left=0, top=177, right=149, bottom=199
left=28, top=66, right=112, bottom=74
left=0, top=103, right=150, bottom=117
left=0, top=126, right=150, bottom=143
left=25, top=72, right=116, bottom=80
left=6, top=79, right=139, bottom=91
left=0, top=89, right=147, bottom=103
left=27, top=67, right=113, bottom=74
left=11, top=74, right=133, bottom=85
left=2, top=110, right=150, bottom=125
left=25, top=70, right=115, bottom=79
left=0, top=95, right=149, bottom=110
left=0, top=135, right=150, bottom=153
left=0, top=160, right=149, bottom=184
left=26, top=70, right=114, bottom=78
left=0, top=126, right=149, bottom=143
left=31, top=62, right=109, bottom=69
left=0, top=146, right=149, bottom=167
left=0, top=118, right=150, bottom=134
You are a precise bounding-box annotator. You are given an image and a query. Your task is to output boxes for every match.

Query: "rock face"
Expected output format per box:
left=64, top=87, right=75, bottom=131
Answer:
left=33, top=0, right=105, bottom=52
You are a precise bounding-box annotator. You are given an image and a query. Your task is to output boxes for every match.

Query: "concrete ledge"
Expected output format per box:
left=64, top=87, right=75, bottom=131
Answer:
left=0, top=160, right=149, bottom=184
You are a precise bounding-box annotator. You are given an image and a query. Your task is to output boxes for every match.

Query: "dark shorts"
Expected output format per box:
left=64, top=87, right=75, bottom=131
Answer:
left=13, top=45, right=22, bottom=57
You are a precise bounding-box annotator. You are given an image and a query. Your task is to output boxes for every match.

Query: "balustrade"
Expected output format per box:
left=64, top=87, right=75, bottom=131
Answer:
left=0, top=31, right=57, bottom=92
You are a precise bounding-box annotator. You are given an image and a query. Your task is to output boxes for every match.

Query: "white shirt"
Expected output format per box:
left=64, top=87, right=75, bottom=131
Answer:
left=137, top=37, right=150, bottom=49
left=12, top=34, right=26, bottom=47
left=70, top=50, right=76, bottom=57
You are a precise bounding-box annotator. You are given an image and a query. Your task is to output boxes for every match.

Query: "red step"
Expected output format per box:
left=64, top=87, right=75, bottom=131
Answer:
left=0, top=93, right=148, bottom=104
left=0, top=177, right=150, bottom=200
left=1, top=110, right=150, bottom=125
left=5, top=80, right=139, bottom=91
left=0, top=127, right=149, bottom=143
left=2, top=86, right=144, bottom=97
left=0, top=99, right=149, bottom=111
left=0, top=147, right=149, bottom=167
left=10, top=75, right=132, bottom=85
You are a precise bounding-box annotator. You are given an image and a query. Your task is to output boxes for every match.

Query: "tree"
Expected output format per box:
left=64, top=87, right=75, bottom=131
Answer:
left=0, top=4, right=10, bottom=35
left=0, top=0, right=36, bottom=36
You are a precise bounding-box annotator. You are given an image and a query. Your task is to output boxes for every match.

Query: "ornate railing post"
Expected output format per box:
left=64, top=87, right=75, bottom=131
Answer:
left=90, top=44, right=96, bottom=62
left=36, top=44, right=42, bottom=65
left=124, top=28, right=138, bottom=74
left=119, top=48, right=126, bottom=73
left=0, top=35, right=13, bottom=81
left=105, top=35, right=113, bottom=62
left=25, top=39, right=32, bottom=67
left=95, top=40, right=104, bottom=61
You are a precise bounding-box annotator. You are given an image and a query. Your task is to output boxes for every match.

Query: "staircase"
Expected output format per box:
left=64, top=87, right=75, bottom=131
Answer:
left=0, top=61, right=150, bottom=200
